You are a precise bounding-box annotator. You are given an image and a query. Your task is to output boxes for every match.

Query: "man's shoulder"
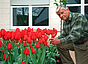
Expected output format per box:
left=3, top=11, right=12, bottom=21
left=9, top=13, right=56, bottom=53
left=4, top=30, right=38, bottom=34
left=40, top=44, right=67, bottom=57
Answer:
left=72, top=12, right=83, bottom=17
left=71, top=12, right=84, bottom=20
left=71, top=12, right=87, bottom=22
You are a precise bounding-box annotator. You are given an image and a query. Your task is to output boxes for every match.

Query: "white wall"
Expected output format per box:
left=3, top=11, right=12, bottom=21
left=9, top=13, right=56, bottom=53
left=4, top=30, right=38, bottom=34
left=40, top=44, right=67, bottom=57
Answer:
left=0, top=0, right=10, bottom=30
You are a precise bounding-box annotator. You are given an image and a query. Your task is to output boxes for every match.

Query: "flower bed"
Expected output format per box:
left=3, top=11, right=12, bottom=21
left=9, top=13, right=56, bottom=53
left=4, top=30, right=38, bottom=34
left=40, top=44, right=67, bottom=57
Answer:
left=0, top=27, right=60, bottom=64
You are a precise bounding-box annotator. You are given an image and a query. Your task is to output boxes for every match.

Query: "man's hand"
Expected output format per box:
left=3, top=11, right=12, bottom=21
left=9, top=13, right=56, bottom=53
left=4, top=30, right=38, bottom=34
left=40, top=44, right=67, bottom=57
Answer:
left=47, top=38, right=61, bottom=48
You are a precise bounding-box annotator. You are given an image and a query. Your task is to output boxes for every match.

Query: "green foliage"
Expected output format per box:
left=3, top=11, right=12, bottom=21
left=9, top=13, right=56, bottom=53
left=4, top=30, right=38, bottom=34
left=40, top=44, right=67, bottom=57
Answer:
left=54, top=0, right=68, bottom=7
left=54, top=3, right=59, bottom=6
left=45, top=45, right=58, bottom=64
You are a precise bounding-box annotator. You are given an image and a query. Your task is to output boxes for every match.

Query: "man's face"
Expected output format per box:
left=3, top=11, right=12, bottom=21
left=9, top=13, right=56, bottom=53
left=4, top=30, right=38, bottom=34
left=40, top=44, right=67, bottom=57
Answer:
left=56, top=8, right=70, bottom=21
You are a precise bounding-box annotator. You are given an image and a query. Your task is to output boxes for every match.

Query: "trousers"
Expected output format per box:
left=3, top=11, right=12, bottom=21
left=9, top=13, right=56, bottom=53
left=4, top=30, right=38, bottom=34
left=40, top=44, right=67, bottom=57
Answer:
left=56, top=41, right=88, bottom=64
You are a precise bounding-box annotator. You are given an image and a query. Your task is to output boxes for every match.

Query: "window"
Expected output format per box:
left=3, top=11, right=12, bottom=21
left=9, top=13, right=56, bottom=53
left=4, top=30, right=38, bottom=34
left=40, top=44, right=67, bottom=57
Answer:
left=66, top=0, right=88, bottom=20
left=32, top=7, right=49, bottom=26
left=11, top=0, right=50, bottom=29
left=12, top=7, right=29, bottom=26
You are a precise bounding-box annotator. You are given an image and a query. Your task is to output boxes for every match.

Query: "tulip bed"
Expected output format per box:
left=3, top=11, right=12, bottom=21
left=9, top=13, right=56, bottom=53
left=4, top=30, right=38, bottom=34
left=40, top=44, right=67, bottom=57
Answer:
left=0, top=27, right=59, bottom=64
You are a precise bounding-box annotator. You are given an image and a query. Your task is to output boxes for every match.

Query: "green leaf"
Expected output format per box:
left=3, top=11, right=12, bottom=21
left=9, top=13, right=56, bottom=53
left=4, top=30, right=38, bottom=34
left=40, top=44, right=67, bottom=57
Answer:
left=13, top=62, right=18, bottom=64
left=0, top=61, right=5, bottom=64
left=40, top=45, right=46, bottom=64
left=29, top=48, right=37, bottom=64
left=54, top=0, right=57, bottom=2
left=37, top=48, right=41, bottom=63
left=54, top=3, right=58, bottom=6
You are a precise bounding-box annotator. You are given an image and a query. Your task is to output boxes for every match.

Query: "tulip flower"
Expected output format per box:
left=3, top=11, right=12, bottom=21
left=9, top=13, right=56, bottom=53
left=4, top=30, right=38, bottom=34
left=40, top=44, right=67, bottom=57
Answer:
left=51, top=32, right=57, bottom=38
left=1, top=29, right=6, bottom=36
left=57, top=60, right=60, bottom=62
left=27, top=37, right=31, bottom=43
left=44, top=35, right=48, bottom=41
left=7, top=43, right=12, bottom=49
left=31, top=48, right=35, bottom=53
left=36, top=42, right=40, bottom=49
left=24, top=48, right=30, bottom=64
left=21, top=61, right=25, bottom=64
left=29, top=44, right=32, bottom=48
left=23, top=35, right=28, bottom=41
left=2, top=49, right=4, bottom=53
left=0, top=40, right=3, bottom=47
left=46, top=29, right=51, bottom=35
left=24, top=48, right=30, bottom=55
left=3, top=54, right=9, bottom=61
left=23, top=42, right=28, bottom=47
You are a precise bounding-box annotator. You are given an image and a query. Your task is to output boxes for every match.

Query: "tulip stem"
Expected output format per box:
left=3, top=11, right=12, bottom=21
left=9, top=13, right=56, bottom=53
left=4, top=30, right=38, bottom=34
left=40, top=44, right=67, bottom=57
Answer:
left=17, top=47, right=18, bottom=56
left=6, top=61, right=8, bottom=64
left=21, top=48, right=23, bottom=61
left=10, top=50, right=12, bottom=64
left=26, top=55, right=28, bottom=64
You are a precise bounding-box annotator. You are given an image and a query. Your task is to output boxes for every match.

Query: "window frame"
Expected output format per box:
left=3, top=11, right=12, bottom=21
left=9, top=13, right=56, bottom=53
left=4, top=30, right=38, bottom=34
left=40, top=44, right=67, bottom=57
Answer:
left=11, top=5, right=50, bottom=29
left=66, top=0, right=88, bottom=15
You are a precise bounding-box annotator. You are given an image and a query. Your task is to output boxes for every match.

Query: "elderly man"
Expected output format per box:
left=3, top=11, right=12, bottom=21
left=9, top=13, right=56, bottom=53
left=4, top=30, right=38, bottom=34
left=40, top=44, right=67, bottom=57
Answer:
left=48, top=5, right=88, bottom=64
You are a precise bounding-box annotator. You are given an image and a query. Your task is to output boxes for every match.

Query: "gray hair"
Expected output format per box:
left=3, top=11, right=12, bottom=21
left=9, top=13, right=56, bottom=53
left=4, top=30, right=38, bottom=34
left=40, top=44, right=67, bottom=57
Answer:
left=56, top=4, right=68, bottom=12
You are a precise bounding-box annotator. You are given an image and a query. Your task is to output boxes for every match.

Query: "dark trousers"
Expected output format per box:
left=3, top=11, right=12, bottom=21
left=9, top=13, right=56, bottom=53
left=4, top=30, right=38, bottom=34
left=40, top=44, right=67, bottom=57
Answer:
left=56, top=41, right=88, bottom=64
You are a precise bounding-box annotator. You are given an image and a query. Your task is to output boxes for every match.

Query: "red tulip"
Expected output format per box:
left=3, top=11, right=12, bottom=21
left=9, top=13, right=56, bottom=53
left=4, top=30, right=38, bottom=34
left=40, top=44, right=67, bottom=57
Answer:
left=7, top=31, right=12, bottom=39
left=3, top=54, right=9, bottom=61
left=20, top=31, right=24, bottom=38
left=1, top=29, right=6, bottom=36
left=39, top=38, right=42, bottom=43
left=44, top=41, right=48, bottom=45
left=36, top=32, right=42, bottom=39
left=23, top=42, right=28, bottom=47
left=27, top=27, right=31, bottom=32
left=31, top=34, right=36, bottom=41
left=29, top=44, right=32, bottom=48
left=31, top=48, right=35, bottom=53
left=41, top=30, right=45, bottom=35
left=15, top=32, right=21, bottom=40
left=44, top=35, right=48, bottom=41
left=0, top=31, right=2, bottom=38
left=57, top=60, right=60, bottom=62
left=0, top=40, right=3, bottom=47
left=27, top=27, right=33, bottom=32
left=4, top=35, right=8, bottom=40
left=51, top=28, right=57, bottom=38
left=16, top=28, right=20, bottom=32
left=7, top=43, right=12, bottom=49
left=20, top=39, right=23, bottom=43
left=27, top=37, right=31, bottom=43
left=2, top=49, right=4, bottom=53
left=2, top=48, right=4, bottom=53
left=43, top=28, right=47, bottom=33
left=23, top=35, right=28, bottom=41
left=46, top=29, right=51, bottom=35
left=24, top=48, right=30, bottom=55
left=37, top=28, right=41, bottom=32
left=41, top=37, right=45, bottom=43
left=10, top=32, right=15, bottom=40
left=36, top=43, right=40, bottom=48
left=51, top=32, right=57, bottom=38
left=21, top=61, right=25, bottom=64
left=53, top=28, right=57, bottom=33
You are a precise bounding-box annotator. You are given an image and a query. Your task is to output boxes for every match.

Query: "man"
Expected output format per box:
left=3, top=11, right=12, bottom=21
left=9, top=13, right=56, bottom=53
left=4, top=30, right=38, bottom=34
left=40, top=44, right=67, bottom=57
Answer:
left=48, top=5, right=88, bottom=64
